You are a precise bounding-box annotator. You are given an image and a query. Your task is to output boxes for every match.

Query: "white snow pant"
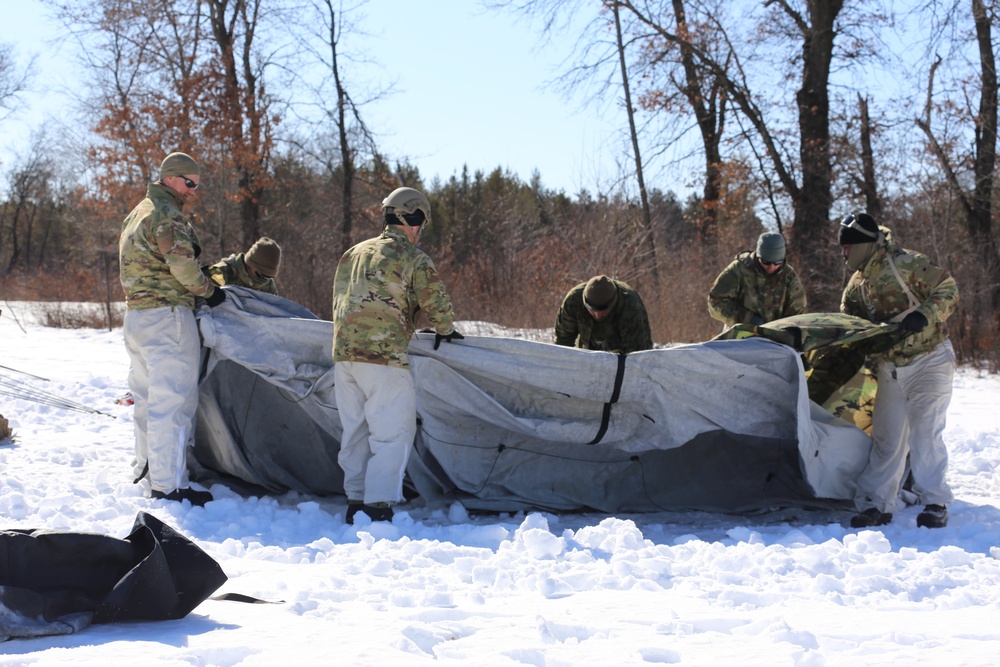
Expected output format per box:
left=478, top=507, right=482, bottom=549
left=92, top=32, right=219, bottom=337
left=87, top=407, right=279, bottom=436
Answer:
left=334, top=361, right=416, bottom=505
left=124, top=306, right=200, bottom=494
left=854, top=340, right=955, bottom=513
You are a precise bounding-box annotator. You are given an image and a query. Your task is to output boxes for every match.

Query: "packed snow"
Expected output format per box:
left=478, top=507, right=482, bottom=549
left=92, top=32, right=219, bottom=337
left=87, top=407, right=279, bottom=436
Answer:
left=1, top=302, right=999, bottom=666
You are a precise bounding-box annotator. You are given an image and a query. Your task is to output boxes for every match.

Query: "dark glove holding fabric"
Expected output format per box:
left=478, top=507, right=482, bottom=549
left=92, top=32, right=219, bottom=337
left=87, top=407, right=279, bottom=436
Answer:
left=205, top=288, right=227, bottom=308
left=433, top=329, right=464, bottom=350
left=899, top=310, right=928, bottom=334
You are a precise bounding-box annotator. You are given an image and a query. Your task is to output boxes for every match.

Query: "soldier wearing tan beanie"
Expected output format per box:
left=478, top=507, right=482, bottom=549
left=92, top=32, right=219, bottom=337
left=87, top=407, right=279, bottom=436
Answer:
left=205, top=237, right=282, bottom=295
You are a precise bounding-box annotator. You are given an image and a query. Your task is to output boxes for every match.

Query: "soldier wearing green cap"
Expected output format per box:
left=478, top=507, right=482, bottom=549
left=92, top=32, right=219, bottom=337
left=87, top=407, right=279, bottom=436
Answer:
left=837, top=212, right=959, bottom=530
left=332, top=187, right=462, bottom=525
left=119, top=151, right=224, bottom=507
left=205, top=236, right=282, bottom=295
left=554, top=275, right=653, bottom=353
left=708, top=231, right=806, bottom=329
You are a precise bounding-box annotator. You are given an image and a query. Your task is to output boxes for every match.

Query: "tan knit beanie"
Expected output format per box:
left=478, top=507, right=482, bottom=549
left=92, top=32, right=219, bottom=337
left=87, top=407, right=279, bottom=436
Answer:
left=245, top=237, right=282, bottom=277
left=583, top=275, right=619, bottom=311
left=158, top=152, right=201, bottom=180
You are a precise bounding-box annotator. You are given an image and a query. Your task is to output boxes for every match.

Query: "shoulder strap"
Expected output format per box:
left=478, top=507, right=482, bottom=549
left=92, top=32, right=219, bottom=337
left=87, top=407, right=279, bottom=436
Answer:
left=885, top=249, right=921, bottom=322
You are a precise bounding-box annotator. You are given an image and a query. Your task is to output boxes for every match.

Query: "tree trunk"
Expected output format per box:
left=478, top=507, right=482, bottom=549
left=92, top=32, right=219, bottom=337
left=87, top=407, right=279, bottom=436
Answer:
left=671, top=0, right=722, bottom=247
left=789, top=0, right=842, bottom=311
left=856, top=94, right=882, bottom=219
left=327, top=4, right=355, bottom=255
left=970, top=0, right=1000, bottom=310
left=613, top=2, right=658, bottom=284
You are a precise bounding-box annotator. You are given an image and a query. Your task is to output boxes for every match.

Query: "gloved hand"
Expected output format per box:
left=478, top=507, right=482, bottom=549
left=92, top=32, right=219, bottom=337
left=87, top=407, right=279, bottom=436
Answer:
left=899, top=310, right=928, bottom=334
left=205, top=288, right=227, bottom=308
left=433, top=329, right=464, bottom=350
left=748, top=313, right=765, bottom=326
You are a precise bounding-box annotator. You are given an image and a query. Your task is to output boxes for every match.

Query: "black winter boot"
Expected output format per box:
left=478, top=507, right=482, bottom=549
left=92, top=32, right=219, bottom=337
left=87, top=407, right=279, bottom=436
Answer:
left=151, top=487, right=213, bottom=507
left=916, top=504, right=948, bottom=528
left=346, top=502, right=393, bottom=524
left=345, top=500, right=364, bottom=525
left=850, top=507, right=892, bottom=528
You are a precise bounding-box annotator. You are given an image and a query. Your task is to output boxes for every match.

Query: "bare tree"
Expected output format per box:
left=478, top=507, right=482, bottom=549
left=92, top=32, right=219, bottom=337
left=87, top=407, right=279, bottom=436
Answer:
left=612, top=2, right=658, bottom=282
left=615, top=0, right=846, bottom=307
left=1, top=136, right=56, bottom=274
left=293, top=0, right=383, bottom=254
left=915, top=0, right=1000, bottom=311
left=0, top=42, right=34, bottom=121
left=854, top=94, right=882, bottom=219
left=205, top=0, right=278, bottom=246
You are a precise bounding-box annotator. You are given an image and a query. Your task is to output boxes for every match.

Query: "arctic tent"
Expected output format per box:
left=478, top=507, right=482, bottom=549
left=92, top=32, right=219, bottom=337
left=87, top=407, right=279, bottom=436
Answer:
left=192, top=288, right=880, bottom=514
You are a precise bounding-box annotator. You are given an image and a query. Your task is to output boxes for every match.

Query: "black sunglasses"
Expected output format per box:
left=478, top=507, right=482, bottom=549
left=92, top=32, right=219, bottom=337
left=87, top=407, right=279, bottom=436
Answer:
left=760, top=259, right=783, bottom=267
left=179, top=176, right=199, bottom=190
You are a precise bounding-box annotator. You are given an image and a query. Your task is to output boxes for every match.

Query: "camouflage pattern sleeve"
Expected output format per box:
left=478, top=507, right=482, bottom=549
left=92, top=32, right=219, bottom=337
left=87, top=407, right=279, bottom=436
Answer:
left=907, top=253, right=958, bottom=326
left=205, top=253, right=278, bottom=295
left=707, top=257, right=748, bottom=326
left=119, top=183, right=215, bottom=310
left=554, top=284, right=585, bottom=346
left=204, top=259, right=235, bottom=288
left=411, top=252, right=455, bottom=335
left=157, top=215, right=214, bottom=298
left=619, top=287, right=653, bottom=352
left=783, top=268, right=807, bottom=318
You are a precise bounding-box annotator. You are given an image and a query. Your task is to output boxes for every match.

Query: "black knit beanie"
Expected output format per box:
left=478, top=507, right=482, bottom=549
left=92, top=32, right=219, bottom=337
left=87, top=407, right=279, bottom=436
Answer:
left=839, top=213, right=879, bottom=245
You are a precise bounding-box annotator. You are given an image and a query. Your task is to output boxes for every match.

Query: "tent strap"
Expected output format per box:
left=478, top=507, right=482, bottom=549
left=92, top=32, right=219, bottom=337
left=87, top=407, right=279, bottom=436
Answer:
left=587, top=352, right=627, bottom=445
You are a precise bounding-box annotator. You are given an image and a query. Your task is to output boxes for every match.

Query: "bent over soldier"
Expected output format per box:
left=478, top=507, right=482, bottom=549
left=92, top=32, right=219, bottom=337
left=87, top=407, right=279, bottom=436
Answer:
left=332, top=187, right=462, bottom=525
left=119, top=152, right=224, bottom=507
left=205, top=236, right=282, bottom=295
left=708, top=232, right=806, bottom=328
left=838, top=212, right=959, bottom=530
left=554, top=275, right=653, bottom=354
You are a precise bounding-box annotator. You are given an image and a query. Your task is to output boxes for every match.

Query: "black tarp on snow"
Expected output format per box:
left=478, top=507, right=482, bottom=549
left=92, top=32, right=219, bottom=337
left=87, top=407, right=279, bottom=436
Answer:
left=0, top=512, right=227, bottom=640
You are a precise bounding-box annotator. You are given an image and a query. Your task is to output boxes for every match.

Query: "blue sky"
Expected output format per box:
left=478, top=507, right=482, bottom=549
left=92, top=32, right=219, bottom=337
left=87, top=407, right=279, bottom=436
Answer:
left=0, top=0, right=657, bottom=196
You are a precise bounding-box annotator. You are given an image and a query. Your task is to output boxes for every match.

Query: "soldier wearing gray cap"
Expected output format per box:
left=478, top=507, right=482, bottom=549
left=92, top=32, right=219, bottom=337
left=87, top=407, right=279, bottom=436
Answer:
left=708, top=231, right=807, bottom=329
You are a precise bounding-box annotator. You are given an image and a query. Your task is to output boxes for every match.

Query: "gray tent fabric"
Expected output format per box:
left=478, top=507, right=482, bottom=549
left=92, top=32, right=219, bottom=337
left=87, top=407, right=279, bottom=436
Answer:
left=193, top=288, right=872, bottom=513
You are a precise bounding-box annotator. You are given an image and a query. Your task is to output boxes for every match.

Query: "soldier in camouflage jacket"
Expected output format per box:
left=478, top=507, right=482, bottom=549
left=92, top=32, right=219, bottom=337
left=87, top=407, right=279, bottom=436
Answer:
left=838, top=213, right=959, bottom=529
left=118, top=152, right=223, bottom=507
left=708, top=232, right=807, bottom=329
left=205, top=253, right=278, bottom=295
left=331, top=187, right=461, bottom=522
left=554, top=276, right=652, bottom=354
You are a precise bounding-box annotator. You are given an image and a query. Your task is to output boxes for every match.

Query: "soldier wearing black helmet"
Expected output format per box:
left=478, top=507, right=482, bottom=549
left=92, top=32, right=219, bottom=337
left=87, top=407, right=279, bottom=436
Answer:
left=838, top=212, right=959, bottom=529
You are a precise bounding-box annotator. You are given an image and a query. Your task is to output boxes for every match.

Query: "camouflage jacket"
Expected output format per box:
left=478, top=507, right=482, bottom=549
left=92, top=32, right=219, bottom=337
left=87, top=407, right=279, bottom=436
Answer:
left=205, top=253, right=278, bottom=295
left=119, top=182, right=217, bottom=310
left=554, top=279, right=653, bottom=353
left=332, top=227, right=455, bottom=369
left=707, top=251, right=807, bottom=327
left=841, top=237, right=958, bottom=367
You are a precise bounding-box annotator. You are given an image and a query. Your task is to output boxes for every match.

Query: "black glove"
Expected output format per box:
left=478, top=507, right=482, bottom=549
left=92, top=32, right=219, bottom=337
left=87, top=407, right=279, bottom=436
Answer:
left=433, top=329, right=464, bottom=350
left=205, top=288, right=227, bottom=308
left=899, top=310, right=928, bottom=334
left=748, top=313, right=765, bottom=326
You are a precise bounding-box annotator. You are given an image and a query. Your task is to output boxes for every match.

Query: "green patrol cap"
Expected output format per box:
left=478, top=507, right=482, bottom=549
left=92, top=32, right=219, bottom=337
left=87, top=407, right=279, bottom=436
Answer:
left=159, top=152, right=201, bottom=180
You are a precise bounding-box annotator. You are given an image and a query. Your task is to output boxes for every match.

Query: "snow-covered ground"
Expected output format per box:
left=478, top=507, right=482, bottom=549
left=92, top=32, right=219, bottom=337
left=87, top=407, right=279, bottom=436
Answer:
left=2, top=302, right=999, bottom=665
